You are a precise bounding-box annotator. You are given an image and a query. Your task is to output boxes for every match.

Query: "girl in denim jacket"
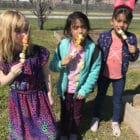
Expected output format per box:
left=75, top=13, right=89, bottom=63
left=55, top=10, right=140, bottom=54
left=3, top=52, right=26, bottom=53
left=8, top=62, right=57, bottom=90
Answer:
left=90, top=0, right=139, bottom=137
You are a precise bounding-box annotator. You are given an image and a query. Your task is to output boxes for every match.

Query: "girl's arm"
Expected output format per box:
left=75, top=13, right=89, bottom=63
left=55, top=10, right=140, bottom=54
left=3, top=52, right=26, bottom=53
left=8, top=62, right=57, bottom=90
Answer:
left=49, top=47, right=62, bottom=72
left=128, top=44, right=139, bottom=61
left=0, top=63, right=23, bottom=86
left=128, top=34, right=139, bottom=61
left=77, top=50, right=102, bottom=98
left=43, top=64, right=54, bottom=106
left=49, top=38, right=70, bottom=72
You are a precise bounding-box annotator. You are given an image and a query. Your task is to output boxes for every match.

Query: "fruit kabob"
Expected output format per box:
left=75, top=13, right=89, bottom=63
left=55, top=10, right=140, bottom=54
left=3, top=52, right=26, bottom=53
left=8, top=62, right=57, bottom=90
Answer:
left=70, top=34, right=84, bottom=57
left=19, top=33, right=29, bottom=63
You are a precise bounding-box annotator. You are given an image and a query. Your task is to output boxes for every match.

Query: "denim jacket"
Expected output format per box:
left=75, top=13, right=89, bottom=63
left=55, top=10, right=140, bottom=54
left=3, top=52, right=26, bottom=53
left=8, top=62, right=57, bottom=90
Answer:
left=49, top=37, right=101, bottom=100
left=98, top=29, right=139, bottom=76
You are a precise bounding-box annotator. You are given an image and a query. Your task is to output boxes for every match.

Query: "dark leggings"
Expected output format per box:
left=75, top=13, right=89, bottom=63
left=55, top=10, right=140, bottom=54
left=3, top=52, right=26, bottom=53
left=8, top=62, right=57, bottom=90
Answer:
left=60, top=93, right=85, bottom=136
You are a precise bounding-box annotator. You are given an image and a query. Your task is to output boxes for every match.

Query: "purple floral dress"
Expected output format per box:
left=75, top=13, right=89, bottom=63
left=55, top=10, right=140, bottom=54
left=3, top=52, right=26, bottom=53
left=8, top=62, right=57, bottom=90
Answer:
left=0, top=45, right=57, bottom=140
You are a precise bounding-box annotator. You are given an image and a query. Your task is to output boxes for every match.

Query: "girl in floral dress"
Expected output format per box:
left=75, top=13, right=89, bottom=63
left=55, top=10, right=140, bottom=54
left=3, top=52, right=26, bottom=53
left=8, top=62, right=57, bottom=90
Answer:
left=0, top=10, right=57, bottom=140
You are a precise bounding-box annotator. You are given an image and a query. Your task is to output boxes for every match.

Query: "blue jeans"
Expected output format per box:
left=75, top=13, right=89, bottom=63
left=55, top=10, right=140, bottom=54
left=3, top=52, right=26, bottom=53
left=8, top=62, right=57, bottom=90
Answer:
left=93, top=75, right=125, bottom=122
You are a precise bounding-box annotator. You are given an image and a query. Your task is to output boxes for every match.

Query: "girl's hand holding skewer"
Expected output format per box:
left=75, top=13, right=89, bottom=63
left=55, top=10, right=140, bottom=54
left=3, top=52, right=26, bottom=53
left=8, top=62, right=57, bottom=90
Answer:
left=118, top=29, right=137, bottom=54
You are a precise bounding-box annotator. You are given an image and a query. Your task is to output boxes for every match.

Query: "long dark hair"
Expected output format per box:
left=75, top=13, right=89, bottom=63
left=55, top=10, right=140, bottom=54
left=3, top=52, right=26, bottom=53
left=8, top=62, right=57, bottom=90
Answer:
left=63, top=11, right=91, bottom=38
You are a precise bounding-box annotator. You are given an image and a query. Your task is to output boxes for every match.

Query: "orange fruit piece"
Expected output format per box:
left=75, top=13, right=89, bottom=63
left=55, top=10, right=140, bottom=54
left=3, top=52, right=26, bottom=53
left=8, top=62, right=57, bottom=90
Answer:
left=22, top=33, right=29, bottom=45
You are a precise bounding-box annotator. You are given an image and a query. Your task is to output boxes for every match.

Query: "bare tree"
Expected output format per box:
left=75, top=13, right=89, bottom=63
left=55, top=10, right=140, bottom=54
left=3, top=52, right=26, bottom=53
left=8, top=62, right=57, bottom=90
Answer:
left=85, top=0, right=89, bottom=15
left=29, top=0, right=52, bottom=30
left=73, top=0, right=82, bottom=4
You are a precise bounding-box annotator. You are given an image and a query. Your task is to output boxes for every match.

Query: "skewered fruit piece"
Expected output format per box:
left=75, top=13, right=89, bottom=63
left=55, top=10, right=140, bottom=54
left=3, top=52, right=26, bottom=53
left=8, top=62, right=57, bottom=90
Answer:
left=19, top=33, right=29, bottom=63
left=75, top=34, right=84, bottom=47
left=118, top=29, right=127, bottom=40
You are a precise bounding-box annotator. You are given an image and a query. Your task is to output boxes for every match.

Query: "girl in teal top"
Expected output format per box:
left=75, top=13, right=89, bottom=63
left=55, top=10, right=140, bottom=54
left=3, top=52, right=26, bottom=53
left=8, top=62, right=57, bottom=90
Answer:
left=49, top=11, right=101, bottom=140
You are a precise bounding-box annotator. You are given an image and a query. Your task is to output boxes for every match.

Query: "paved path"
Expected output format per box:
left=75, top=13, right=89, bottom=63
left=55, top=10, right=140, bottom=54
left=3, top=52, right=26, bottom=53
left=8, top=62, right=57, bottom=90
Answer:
left=23, top=12, right=140, bottom=20
left=25, top=15, right=140, bottom=20
left=1, top=10, right=140, bottom=20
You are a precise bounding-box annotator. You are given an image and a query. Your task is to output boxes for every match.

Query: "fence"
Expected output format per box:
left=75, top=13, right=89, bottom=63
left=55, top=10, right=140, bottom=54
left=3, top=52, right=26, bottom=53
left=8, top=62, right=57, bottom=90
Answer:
left=0, top=1, right=140, bottom=12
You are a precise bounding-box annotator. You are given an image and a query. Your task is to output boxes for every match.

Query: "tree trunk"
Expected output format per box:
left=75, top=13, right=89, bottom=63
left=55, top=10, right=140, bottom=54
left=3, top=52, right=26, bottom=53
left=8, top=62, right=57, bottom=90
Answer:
left=38, top=17, right=44, bottom=30
left=29, top=0, right=52, bottom=30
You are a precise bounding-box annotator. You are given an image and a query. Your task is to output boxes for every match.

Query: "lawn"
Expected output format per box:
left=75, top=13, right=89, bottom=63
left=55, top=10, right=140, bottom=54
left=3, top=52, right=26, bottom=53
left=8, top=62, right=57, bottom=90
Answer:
left=0, top=18, right=140, bottom=139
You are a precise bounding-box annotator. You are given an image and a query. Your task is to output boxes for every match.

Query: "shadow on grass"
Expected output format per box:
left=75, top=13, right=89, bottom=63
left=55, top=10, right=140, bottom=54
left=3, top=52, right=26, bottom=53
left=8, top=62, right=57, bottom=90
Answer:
left=124, top=84, right=140, bottom=96
left=121, top=84, right=140, bottom=121
left=55, top=95, right=113, bottom=140
left=80, top=95, right=113, bottom=138
left=80, top=85, right=140, bottom=138
left=122, top=84, right=140, bottom=106
left=55, top=85, right=140, bottom=139
left=122, top=84, right=140, bottom=109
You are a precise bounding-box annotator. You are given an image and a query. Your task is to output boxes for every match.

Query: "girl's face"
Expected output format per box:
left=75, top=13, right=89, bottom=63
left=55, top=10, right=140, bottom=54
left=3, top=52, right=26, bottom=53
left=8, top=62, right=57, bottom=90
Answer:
left=13, top=27, right=29, bottom=47
left=70, top=19, right=88, bottom=41
left=111, top=13, right=130, bottom=34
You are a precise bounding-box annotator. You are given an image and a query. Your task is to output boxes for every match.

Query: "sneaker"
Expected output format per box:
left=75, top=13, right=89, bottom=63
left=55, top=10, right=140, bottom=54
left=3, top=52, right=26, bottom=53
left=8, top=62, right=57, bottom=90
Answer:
left=60, top=136, right=68, bottom=140
left=112, top=122, right=121, bottom=137
left=90, top=117, right=99, bottom=132
left=69, top=134, right=78, bottom=140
